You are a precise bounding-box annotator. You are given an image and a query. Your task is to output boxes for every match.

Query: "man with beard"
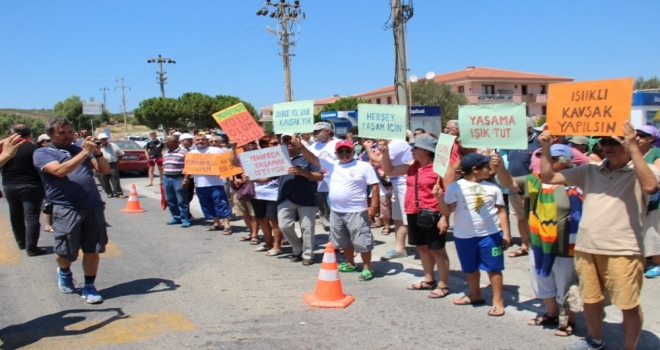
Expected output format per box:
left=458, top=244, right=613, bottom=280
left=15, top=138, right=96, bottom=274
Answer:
left=33, top=118, right=111, bottom=304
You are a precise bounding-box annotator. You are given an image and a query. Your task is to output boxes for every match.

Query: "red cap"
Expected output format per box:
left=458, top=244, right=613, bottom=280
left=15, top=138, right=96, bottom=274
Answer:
left=335, top=140, right=354, bottom=151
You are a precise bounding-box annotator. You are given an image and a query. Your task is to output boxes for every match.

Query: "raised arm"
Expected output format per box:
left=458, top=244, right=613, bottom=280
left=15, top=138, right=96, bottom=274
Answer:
left=621, top=121, right=659, bottom=194
left=380, top=142, right=411, bottom=176
left=229, top=139, right=241, bottom=167
left=492, top=152, right=521, bottom=193
left=290, top=136, right=320, bottom=168
left=363, top=140, right=383, bottom=164
left=539, top=131, right=567, bottom=185
left=0, top=134, right=25, bottom=169
left=42, top=137, right=107, bottom=178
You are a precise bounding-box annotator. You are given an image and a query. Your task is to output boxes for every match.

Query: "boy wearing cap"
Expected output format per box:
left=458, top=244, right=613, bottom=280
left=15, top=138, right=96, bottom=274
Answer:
left=294, top=137, right=379, bottom=281
left=98, top=133, right=124, bottom=198
left=436, top=152, right=511, bottom=316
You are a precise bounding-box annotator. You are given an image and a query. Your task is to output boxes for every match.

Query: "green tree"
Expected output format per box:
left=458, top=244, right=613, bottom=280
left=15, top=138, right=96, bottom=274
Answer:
left=315, top=96, right=370, bottom=123
left=133, top=97, right=181, bottom=131
left=176, top=92, right=217, bottom=129
left=52, top=95, right=108, bottom=131
left=634, top=76, right=660, bottom=90
left=0, top=113, right=46, bottom=138
left=410, top=80, right=469, bottom=127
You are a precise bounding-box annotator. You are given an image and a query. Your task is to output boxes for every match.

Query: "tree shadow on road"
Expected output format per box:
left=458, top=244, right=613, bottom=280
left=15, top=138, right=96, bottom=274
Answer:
left=0, top=308, right=126, bottom=349
left=99, top=278, right=180, bottom=300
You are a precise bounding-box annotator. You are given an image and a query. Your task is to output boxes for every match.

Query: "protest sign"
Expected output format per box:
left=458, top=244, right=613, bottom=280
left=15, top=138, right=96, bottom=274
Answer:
left=217, top=152, right=243, bottom=178
left=273, top=100, right=314, bottom=134
left=184, top=153, right=223, bottom=175
left=212, top=103, right=265, bottom=147
left=547, top=78, right=634, bottom=136
left=433, top=133, right=457, bottom=177
left=458, top=103, right=527, bottom=150
left=357, top=104, right=407, bottom=140
left=238, top=145, right=292, bottom=179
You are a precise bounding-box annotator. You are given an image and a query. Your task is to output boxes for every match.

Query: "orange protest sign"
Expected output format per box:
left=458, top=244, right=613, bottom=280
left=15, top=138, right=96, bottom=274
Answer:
left=212, top=103, right=265, bottom=147
left=217, top=151, right=243, bottom=178
left=547, top=78, right=634, bottom=136
left=184, top=153, right=223, bottom=175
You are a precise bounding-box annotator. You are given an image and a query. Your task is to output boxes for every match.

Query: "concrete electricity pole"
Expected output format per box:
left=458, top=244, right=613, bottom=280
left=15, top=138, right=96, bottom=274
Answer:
left=387, top=0, right=413, bottom=124
left=115, top=78, right=131, bottom=134
left=99, top=87, right=109, bottom=111
left=147, top=55, right=176, bottom=98
left=256, top=0, right=305, bottom=102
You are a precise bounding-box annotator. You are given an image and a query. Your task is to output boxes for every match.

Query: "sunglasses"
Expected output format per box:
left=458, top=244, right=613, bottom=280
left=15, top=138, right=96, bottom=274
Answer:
left=636, top=132, right=652, bottom=138
left=336, top=148, right=353, bottom=155
left=209, top=140, right=223, bottom=143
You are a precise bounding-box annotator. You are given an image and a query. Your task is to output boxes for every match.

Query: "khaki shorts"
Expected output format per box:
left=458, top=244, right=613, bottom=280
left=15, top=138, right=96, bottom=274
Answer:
left=508, top=192, right=526, bottom=222
left=231, top=192, right=254, bottom=217
left=575, top=251, right=644, bottom=310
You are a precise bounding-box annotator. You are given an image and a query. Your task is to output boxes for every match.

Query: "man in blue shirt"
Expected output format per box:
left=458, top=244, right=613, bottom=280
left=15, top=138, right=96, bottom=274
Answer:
left=33, top=118, right=111, bottom=304
left=278, top=134, right=323, bottom=266
left=505, top=117, right=540, bottom=258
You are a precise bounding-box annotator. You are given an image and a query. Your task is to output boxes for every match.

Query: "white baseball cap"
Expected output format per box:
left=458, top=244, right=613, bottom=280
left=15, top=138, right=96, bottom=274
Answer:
left=97, top=133, right=108, bottom=139
left=179, top=133, right=193, bottom=140
left=173, top=131, right=182, bottom=136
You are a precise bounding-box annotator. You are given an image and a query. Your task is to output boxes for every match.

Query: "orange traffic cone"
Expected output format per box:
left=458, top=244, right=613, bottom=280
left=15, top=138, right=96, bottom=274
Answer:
left=303, top=242, right=355, bottom=308
left=120, top=184, right=145, bottom=213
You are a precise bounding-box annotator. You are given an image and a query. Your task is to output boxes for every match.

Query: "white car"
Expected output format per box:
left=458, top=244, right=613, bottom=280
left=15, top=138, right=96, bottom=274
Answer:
left=124, top=135, right=150, bottom=148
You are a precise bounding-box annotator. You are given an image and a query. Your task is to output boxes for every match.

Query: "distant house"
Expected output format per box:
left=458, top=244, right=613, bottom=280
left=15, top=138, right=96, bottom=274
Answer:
left=259, top=66, right=573, bottom=122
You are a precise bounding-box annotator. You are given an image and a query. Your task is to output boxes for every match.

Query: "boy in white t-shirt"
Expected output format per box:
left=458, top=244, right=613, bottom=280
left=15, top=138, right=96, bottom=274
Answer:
left=435, top=152, right=511, bottom=317
left=295, top=138, right=379, bottom=281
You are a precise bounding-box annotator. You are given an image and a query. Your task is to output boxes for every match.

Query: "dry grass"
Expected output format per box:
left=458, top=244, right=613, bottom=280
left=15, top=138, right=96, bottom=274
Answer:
left=0, top=109, right=53, bottom=119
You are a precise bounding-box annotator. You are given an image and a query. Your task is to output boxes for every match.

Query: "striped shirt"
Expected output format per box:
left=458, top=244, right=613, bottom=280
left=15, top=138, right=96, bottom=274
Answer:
left=163, top=147, right=187, bottom=175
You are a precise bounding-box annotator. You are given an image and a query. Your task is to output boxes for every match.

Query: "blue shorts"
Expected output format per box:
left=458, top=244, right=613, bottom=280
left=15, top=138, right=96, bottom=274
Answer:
left=454, top=231, right=504, bottom=273
left=196, top=186, right=231, bottom=219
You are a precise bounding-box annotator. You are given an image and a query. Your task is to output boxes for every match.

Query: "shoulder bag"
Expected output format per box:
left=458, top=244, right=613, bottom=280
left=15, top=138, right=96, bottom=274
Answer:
left=415, top=170, right=440, bottom=228
left=236, top=181, right=255, bottom=202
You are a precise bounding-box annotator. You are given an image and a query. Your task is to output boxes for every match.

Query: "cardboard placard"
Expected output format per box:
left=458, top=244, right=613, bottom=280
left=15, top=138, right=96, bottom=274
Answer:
left=273, top=100, right=315, bottom=134
left=458, top=103, right=527, bottom=150
left=238, top=145, right=292, bottom=179
left=212, top=103, right=265, bottom=147
left=433, top=133, right=457, bottom=177
left=357, top=104, right=407, bottom=140
left=184, top=153, right=223, bottom=175
left=547, top=78, right=634, bottom=136
left=217, top=152, right=243, bottom=178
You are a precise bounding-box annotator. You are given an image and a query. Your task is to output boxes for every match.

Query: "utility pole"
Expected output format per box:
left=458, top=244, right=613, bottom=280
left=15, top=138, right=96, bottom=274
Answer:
left=387, top=0, right=413, bottom=125
left=115, top=78, right=131, bottom=134
left=147, top=55, right=176, bottom=98
left=256, top=0, right=305, bottom=102
left=99, top=87, right=109, bottom=111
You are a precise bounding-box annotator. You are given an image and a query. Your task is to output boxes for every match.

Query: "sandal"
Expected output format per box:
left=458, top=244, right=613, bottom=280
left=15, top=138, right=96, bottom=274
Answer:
left=407, top=280, right=437, bottom=290
left=249, top=237, right=261, bottom=245
left=239, top=235, right=252, bottom=241
left=528, top=314, right=559, bottom=326
left=508, top=247, right=528, bottom=258
left=264, top=249, right=282, bottom=256
left=222, top=227, right=232, bottom=235
left=488, top=306, right=506, bottom=317
left=205, top=225, right=222, bottom=231
left=370, top=222, right=383, bottom=228
left=554, top=323, right=575, bottom=337
left=338, top=262, right=358, bottom=272
left=453, top=295, right=486, bottom=306
left=44, top=225, right=55, bottom=233
left=427, top=286, right=450, bottom=299
left=253, top=246, right=272, bottom=252
left=381, top=227, right=390, bottom=235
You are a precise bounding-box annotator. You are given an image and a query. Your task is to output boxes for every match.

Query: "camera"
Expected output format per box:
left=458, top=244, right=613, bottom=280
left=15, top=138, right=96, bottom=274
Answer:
left=95, top=140, right=102, bottom=145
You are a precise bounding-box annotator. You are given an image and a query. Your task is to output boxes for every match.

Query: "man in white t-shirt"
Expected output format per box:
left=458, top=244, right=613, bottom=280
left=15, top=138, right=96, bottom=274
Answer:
left=308, top=122, right=340, bottom=231
left=296, top=138, right=379, bottom=281
left=364, top=138, right=413, bottom=260
left=188, top=134, right=232, bottom=234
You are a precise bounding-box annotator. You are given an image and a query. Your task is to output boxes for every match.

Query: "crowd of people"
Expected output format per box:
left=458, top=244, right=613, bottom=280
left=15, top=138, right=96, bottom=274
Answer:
left=2, top=116, right=660, bottom=350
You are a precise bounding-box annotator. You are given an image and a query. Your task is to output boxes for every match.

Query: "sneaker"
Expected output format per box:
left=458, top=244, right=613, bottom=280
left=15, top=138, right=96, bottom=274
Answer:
left=302, top=259, right=314, bottom=266
left=166, top=219, right=181, bottom=225
left=290, top=254, right=302, bottom=263
left=81, top=285, right=104, bottom=304
left=359, top=268, right=374, bottom=281
left=563, top=337, right=604, bottom=350
left=338, top=262, right=357, bottom=272
left=645, top=265, right=660, bottom=278
left=58, top=268, right=75, bottom=294
left=380, top=249, right=408, bottom=260
left=181, top=221, right=192, bottom=228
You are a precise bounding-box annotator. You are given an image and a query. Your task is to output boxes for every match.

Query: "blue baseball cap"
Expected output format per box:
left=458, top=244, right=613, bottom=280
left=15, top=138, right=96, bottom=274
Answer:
left=535, top=144, right=573, bottom=159
left=460, top=152, right=491, bottom=170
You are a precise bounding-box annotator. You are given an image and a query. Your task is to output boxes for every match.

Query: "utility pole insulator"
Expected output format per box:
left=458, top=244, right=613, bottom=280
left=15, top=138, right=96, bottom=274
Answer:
left=147, top=54, right=176, bottom=98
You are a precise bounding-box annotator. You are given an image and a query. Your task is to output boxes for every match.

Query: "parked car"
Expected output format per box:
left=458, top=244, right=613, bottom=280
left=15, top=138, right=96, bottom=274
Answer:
left=124, top=135, right=150, bottom=148
left=110, top=140, right=148, bottom=174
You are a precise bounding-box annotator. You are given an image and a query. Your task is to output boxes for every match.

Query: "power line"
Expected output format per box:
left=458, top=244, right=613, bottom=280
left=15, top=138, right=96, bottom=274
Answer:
left=147, top=55, right=176, bottom=98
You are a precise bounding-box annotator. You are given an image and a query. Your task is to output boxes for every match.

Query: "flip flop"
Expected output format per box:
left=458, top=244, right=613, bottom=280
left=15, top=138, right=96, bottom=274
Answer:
left=508, top=248, right=528, bottom=258
left=453, top=295, right=486, bottom=306
left=381, top=227, right=390, bottom=235
left=249, top=237, right=261, bottom=245
left=264, top=249, right=282, bottom=256
left=427, top=286, right=450, bottom=299
left=253, top=246, right=272, bottom=252
left=488, top=306, right=506, bottom=317
left=205, top=225, right=222, bottom=231
left=239, top=235, right=252, bottom=241
left=222, top=228, right=232, bottom=235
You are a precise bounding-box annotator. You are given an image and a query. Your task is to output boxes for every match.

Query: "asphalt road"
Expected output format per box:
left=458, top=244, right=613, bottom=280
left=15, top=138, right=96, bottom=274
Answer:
left=0, top=173, right=659, bottom=349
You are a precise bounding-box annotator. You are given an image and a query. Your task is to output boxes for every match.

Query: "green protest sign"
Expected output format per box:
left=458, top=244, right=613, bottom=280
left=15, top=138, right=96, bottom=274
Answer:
left=433, top=133, right=456, bottom=177
left=357, top=104, right=407, bottom=140
left=458, top=103, right=527, bottom=150
left=273, top=100, right=315, bottom=134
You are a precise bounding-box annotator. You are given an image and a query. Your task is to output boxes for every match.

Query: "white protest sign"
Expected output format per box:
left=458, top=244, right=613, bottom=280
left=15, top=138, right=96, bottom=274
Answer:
left=433, top=133, right=456, bottom=177
left=238, top=145, right=292, bottom=179
left=273, top=100, right=315, bottom=134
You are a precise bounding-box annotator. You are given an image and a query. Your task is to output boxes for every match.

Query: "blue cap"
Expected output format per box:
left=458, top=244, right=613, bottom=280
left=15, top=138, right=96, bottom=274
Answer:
left=460, top=152, right=491, bottom=170
left=535, top=144, right=573, bottom=159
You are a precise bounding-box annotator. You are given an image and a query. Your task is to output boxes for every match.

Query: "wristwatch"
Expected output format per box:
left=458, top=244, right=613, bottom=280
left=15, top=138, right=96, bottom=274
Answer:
left=94, top=153, right=103, bottom=158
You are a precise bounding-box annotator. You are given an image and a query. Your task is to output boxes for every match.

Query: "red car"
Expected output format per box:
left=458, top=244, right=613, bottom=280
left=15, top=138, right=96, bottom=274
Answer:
left=110, top=140, right=148, bottom=174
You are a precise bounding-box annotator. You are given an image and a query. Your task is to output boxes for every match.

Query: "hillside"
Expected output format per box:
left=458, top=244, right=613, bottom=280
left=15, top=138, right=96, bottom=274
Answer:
left=0, top=108, right=53, bottom=119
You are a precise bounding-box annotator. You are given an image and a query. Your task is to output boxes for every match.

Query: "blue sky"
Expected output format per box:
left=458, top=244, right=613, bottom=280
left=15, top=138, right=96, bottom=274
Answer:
left=1, top=0, right=658, bottom=114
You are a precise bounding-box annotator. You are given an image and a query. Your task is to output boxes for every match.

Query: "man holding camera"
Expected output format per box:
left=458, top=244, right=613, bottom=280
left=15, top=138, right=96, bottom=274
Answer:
left=33, top=118, right=111, bottom=304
